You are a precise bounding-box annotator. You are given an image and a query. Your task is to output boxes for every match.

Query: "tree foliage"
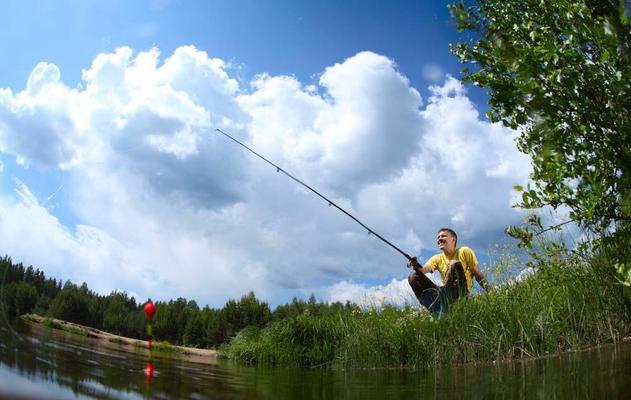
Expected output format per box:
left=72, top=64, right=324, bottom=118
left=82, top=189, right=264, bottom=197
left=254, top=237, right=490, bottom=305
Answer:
left=450, top=0, right=631, bottom=249
left=1, top=255, right=352, bottom=349
left=49, top=282, right=91, bottom=325
left=1, top=256, right=61, bottom=318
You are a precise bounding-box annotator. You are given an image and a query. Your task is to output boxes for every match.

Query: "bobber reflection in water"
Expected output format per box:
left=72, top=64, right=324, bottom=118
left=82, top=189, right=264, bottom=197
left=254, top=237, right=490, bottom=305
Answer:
left=143, top=299, right=157, bottom=383
left=144, top=362, right=154, bottom=382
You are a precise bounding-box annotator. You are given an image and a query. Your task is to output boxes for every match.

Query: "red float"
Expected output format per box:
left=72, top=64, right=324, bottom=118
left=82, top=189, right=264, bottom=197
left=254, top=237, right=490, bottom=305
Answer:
left=143, top=299, right=156, bottom=320
left=144, top=362, right=154, bottom=377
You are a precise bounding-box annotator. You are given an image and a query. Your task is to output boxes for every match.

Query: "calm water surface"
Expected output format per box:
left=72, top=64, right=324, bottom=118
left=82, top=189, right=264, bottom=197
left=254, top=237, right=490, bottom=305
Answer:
left=1, top=319, right=630, bottom=399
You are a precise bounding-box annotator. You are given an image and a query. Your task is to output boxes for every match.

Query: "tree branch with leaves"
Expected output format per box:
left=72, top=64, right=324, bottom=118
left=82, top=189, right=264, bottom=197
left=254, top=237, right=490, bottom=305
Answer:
left=450, top=0, right=631, bottom=251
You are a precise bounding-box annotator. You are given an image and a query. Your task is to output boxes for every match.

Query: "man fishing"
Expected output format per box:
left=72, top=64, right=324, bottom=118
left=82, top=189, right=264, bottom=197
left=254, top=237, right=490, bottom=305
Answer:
left=214, top=129, right=493, bottom=316
left=407, top=228, right=492, bottom=317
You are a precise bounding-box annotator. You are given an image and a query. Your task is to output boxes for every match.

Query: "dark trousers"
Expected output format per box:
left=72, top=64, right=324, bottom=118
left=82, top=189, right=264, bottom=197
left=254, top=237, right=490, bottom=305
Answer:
left=408, top=261, right=468, bottom=317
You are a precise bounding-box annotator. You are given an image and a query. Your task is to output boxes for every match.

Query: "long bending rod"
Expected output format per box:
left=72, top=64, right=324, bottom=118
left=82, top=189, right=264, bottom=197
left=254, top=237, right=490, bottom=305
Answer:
left=214, top=128, right=412, bottom=261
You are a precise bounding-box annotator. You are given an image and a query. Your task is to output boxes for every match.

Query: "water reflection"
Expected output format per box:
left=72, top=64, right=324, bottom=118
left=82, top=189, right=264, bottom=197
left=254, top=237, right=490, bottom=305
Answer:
left=1, top=319, right=630, bottom=399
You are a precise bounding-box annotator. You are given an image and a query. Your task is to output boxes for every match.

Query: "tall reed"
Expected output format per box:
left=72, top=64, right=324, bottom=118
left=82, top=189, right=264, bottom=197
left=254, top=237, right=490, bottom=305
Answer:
left=224, top=247, right=631, bottom=368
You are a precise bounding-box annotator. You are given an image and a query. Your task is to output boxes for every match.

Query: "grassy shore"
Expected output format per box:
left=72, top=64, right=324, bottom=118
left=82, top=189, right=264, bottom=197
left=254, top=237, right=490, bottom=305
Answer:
left=21, top=314, right=218, bottom=364
left=224, top=248, right=631, bottom=368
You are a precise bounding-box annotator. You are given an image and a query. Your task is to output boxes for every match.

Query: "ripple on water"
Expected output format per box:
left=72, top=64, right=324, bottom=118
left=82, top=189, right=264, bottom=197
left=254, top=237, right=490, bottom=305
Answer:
left=35, top=356, right=55, bottom=368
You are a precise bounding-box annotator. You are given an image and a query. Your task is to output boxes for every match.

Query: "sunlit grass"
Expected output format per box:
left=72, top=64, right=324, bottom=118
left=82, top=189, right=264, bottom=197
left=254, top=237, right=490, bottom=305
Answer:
left=224, top=247, right=631, bottom=368
left=40, top=317, right=87, bottom=337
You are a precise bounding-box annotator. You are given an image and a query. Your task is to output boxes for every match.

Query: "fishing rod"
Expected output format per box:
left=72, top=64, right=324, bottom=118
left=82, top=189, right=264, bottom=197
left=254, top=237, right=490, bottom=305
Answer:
left=214, top=128, right=413, bottom=262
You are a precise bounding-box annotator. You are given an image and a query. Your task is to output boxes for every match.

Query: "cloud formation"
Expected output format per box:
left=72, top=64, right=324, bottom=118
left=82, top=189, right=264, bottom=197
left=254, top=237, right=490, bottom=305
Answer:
left=0, top=46, right=531, bottom=306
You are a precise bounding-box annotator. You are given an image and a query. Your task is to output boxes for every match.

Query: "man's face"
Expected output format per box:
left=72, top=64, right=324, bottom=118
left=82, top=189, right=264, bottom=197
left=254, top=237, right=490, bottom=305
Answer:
left=436, top=230, right=456, bottom=253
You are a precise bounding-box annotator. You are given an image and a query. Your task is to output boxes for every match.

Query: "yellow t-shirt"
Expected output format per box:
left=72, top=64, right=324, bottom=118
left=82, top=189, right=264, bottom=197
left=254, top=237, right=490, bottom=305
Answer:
left=425, top=246, right=478, bottom=291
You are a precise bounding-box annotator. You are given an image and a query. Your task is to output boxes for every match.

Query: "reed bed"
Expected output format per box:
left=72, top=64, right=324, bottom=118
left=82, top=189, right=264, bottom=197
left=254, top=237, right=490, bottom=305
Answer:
left=224, top=250, right=631, bottom=368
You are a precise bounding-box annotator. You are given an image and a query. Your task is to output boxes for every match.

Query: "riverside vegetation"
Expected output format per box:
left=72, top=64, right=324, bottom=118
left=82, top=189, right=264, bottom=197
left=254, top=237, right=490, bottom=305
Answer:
left=224, top=241, right=631, bottom=367
left=2, top=238, right=630, bottom=369
left=230, top=0, right=631, bottom=368
left=0, top=255, right=352, bottom=350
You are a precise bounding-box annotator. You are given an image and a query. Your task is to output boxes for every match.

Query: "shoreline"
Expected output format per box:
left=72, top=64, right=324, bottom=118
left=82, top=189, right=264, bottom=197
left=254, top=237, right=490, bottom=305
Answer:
left=20, top=314, right=631, bottom=370
left=20, top=313, right=630, bottom=369
left=22, top=314, right=217, bottom=365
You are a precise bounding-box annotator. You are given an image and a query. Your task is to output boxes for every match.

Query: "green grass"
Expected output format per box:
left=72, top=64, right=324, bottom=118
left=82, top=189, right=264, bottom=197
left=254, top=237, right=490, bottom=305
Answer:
left=223, top=250, right=631, bottom=368
left=133, top=339, right=183, bottom=354
left=20, top=314, right=40, bottom=323
left=152, top=340, right=183, bottom=354
left=21, top=314, right=89, bottom=337
left=41, top=317, right=87, bottom=337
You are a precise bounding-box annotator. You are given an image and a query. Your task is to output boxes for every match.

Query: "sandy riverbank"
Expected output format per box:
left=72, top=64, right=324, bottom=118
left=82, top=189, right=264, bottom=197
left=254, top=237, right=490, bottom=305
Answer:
left=22, top=314, right=217, bottom=365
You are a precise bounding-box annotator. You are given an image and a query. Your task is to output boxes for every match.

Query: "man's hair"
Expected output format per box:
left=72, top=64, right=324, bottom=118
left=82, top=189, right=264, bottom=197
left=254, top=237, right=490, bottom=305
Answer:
left=438, top=228, right=458, bottom=245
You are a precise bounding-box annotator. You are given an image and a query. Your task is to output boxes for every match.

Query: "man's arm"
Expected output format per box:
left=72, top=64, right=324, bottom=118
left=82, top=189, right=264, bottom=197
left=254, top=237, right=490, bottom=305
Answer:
left=471, top=264, right=493, bottom=292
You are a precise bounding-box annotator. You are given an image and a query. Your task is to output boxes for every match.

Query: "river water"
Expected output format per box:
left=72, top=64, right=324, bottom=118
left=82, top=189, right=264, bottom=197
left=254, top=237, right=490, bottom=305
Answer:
left=1, top=319, right=630, bottom=399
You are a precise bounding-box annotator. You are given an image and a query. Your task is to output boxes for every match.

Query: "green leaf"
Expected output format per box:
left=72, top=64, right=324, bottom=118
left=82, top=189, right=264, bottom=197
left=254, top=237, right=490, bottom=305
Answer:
left=450, top=0, right=631, bottom=250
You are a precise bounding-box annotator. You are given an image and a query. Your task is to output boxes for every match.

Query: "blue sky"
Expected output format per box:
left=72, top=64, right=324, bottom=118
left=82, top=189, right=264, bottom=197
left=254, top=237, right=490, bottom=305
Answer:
left=0, top=0, right=532, bottom=307
left=1, top=1, right=484, bottom=99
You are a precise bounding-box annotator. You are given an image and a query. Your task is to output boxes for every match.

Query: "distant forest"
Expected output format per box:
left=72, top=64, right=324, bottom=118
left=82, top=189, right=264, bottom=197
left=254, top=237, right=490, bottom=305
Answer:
left=0, top=255, right=354, bottom=348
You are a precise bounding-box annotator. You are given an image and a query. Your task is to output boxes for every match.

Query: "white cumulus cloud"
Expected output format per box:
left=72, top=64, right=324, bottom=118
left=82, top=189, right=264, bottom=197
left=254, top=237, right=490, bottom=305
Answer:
left=0, top=47, right=531, bottom=307
left=325, top=275, right=442, bottom=309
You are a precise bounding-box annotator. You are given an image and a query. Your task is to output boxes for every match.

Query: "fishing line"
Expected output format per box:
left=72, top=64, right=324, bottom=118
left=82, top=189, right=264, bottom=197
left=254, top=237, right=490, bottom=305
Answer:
left=214, top=128, right=413, bottom=261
